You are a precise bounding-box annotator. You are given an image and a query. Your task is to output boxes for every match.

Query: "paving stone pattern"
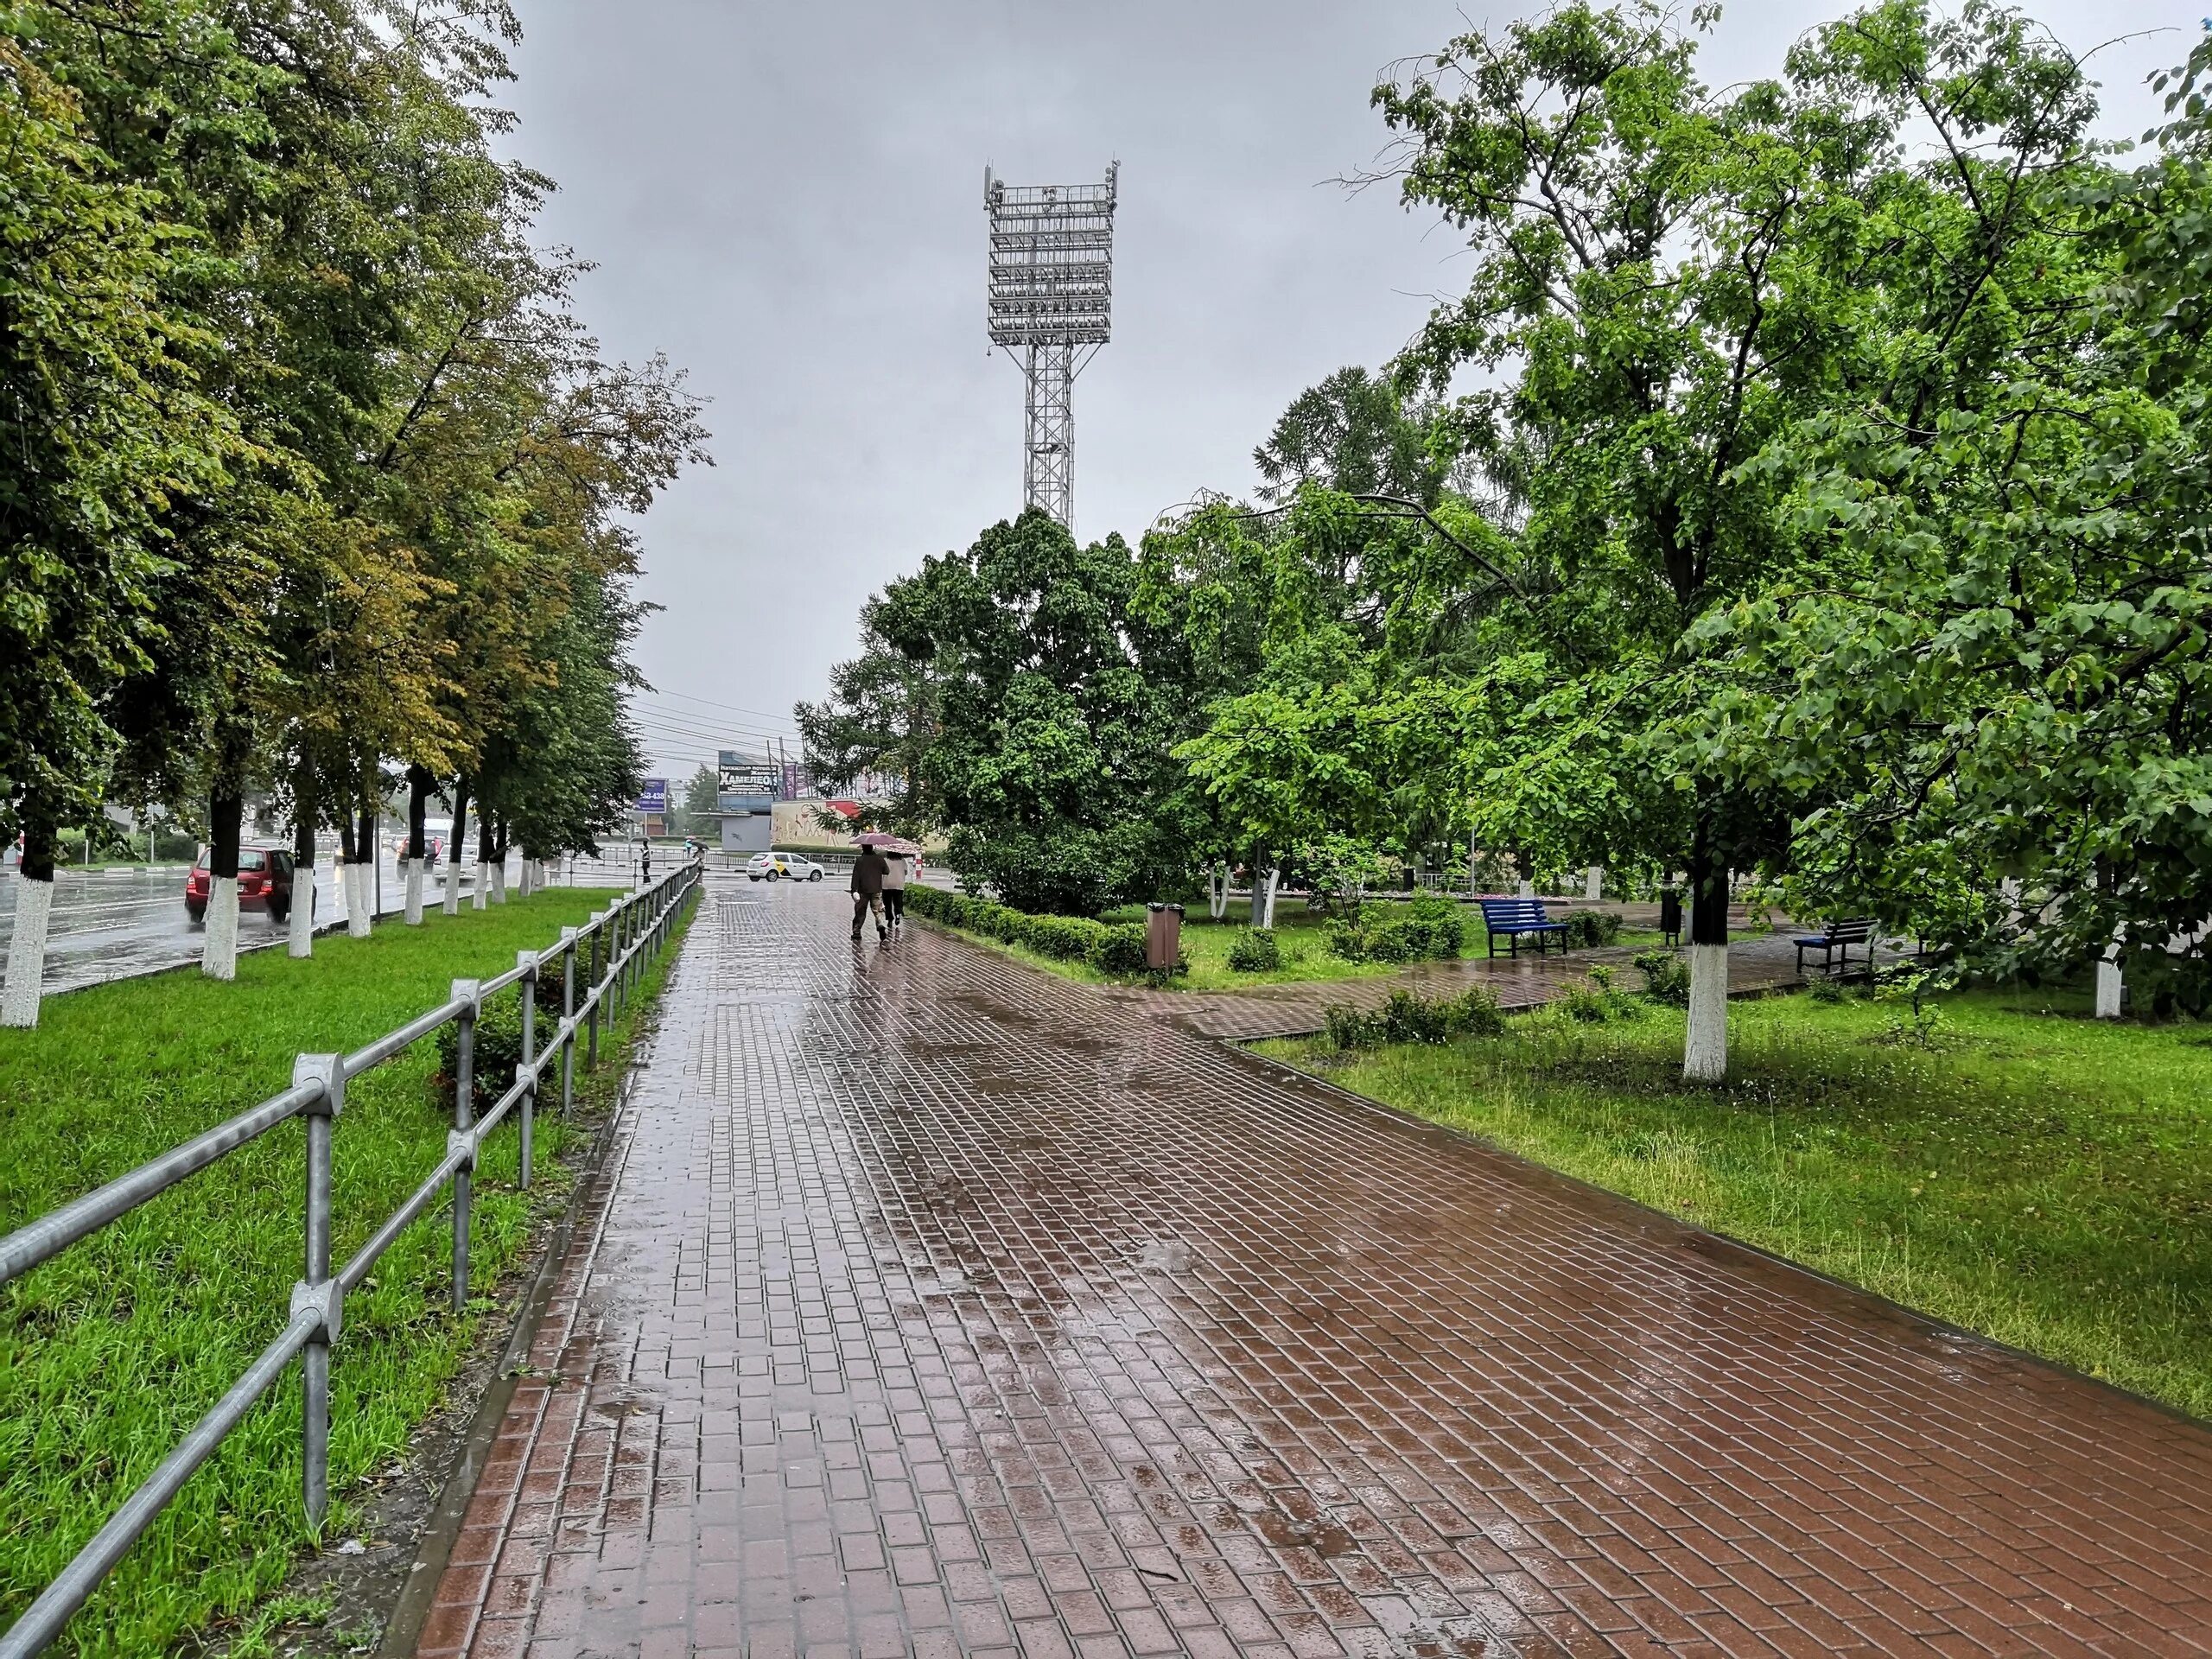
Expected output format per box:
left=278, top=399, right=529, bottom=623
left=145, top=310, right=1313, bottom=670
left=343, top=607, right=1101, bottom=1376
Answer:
left=421, top=879, right=2212, bottom=1658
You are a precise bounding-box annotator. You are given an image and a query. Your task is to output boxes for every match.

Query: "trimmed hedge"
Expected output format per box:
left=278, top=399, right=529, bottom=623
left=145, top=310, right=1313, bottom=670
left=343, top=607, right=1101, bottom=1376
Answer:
left=902, top=883, right=1173, bottom=977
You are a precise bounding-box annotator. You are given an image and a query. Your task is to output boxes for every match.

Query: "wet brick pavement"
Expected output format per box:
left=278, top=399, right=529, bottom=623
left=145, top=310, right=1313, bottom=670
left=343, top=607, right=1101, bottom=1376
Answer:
left=418, top=878, right=2212, bottom=1657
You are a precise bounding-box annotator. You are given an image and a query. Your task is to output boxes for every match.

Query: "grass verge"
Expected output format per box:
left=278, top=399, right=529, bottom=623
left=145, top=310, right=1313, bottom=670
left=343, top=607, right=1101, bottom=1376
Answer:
left=1260, top=987, right=2212, bottom=1421
left=1080, top=898, right=1498, bottom=991
left=0, top=884, right=697, bottom=1656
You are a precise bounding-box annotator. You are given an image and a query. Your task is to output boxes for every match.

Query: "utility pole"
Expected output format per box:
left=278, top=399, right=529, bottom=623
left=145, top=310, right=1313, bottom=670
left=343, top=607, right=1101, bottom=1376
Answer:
left=984, top=163, right=1120, bottom=532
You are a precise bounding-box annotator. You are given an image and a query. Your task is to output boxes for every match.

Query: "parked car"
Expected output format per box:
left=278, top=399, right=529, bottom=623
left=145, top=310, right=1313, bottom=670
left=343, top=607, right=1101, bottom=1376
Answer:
left=185, top=846, right=303, bottom=925
left=746, top=851, right=825, bottom=882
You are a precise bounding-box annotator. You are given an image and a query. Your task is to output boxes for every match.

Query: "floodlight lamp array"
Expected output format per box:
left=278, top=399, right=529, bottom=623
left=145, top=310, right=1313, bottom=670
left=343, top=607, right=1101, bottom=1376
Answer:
left=984, top=162, right=1119, bottom=346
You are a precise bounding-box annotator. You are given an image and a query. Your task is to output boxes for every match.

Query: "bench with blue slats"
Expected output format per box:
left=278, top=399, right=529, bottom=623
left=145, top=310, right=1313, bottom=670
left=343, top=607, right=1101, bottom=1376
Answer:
left=1478, top=898, right=1569, bottom=959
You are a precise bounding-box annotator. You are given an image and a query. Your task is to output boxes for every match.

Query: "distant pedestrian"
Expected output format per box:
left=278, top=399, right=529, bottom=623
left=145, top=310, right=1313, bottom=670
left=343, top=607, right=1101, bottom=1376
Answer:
left=641, top=842, right=652, bottom=884
left=881, top=849, right=909, bottom=931
left=850, top=843, right=890, bottom=940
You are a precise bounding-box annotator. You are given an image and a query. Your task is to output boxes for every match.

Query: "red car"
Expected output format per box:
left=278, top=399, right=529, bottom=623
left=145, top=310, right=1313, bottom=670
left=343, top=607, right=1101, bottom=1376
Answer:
left=186, top=846, right=301, bottom=926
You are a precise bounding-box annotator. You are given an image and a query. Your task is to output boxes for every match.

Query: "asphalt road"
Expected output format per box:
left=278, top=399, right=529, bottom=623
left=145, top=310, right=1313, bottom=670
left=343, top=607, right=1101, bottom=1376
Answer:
left=0, top=854, right=647, bottom=995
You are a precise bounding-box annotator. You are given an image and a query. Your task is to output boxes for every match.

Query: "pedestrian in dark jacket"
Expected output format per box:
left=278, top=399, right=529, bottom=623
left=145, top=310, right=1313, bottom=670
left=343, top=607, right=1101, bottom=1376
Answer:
left=850, top=846, right=890, bottom=939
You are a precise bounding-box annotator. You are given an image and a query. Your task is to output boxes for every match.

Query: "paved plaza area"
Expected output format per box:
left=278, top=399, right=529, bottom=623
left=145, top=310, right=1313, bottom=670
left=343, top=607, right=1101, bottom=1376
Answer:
left=415, top=878, right=2212, bottom=1657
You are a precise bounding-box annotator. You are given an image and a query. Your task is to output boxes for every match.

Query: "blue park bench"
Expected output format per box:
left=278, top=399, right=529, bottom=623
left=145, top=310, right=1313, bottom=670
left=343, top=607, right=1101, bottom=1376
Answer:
left=1795, top=917, right=1877, bottom=977
left=1479, top=898, right=1570, bottom=959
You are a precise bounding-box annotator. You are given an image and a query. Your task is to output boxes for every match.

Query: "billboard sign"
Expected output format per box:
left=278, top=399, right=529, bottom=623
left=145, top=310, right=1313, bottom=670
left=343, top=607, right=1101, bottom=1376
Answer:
left=717, top=751, right=781, bottom=811
left=637, top=778, right=668, bottom=814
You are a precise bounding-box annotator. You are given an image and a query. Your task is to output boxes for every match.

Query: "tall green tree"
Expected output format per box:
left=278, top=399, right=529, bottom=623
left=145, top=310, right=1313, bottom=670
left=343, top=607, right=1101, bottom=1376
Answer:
left=1369, top=0, right=1967, bottom=1077
left=860, top=508, right=1194, bottom=914
left=0, top=28, right=243, bottom=1022
left=1692, top=9, right=2197, bottom=1007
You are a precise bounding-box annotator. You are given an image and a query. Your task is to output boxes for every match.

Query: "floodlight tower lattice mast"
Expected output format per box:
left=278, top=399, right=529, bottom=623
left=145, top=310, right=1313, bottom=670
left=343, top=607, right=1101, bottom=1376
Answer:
left=984, top=162, right=1118, bottom=532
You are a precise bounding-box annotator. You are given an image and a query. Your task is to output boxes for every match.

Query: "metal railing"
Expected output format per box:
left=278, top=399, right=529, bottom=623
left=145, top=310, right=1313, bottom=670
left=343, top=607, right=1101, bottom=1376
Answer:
left=0, top=858, right=703, bottom=1658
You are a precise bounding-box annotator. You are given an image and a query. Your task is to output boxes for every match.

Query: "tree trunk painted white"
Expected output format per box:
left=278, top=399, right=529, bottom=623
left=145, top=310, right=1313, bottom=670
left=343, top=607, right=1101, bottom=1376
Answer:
left=201, top=875, right=240, bottom=980
left=472, top=855, right=487, bottom=909
left=1683, top=943, right=1729, bottom=1082
left=2095, top=925, right=2126, bottom=1020
left=346, top=861, right=372, bottom=938
left=1586, top=866, right=1603, bottom=901
left=491, top=856, right=507, bottom=903
left=442, top=855, right=462, bottom=915
left=404, top=856, right=424, bottom=925
left=1207, top=865, right=1228, bottom=921
left=289, top=863, right=315, bottom=957
left=1517, top=877, right=1535, bottom=899
left=1261, top=866, right=1281, bottom=930
left=1, top=872, right=53, bottom=1027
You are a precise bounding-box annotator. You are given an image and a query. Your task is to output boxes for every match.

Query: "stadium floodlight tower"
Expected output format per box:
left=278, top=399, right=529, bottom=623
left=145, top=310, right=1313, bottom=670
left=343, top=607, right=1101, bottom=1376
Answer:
left=984, top=162, right=1118, bottom=532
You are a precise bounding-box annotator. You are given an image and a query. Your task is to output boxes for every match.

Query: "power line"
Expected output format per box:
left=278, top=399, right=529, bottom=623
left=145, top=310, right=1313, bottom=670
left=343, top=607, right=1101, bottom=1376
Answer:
left=639, top=687, right=807, bottom=724
left=626, top=710, right=804, bottom=748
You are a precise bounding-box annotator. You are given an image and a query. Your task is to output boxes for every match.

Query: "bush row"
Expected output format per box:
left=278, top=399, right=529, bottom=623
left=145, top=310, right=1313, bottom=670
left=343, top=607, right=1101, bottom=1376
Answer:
left=1326, top=898, right=1470, bottom=963
left=1324, top=986, right=1507, bottom=1049
left=902, top=883, right=1168, bottom=976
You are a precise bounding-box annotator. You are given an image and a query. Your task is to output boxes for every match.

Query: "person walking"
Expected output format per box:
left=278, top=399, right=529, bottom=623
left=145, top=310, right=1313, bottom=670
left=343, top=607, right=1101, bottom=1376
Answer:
left=850, top=842, right=890, bottom=940
left=880, top=849, right=909, bottom=932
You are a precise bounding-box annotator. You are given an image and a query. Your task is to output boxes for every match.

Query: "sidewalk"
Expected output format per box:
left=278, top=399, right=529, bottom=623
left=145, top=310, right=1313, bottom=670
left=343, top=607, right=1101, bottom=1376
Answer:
left=414, top=877, right=2212, bottom=1657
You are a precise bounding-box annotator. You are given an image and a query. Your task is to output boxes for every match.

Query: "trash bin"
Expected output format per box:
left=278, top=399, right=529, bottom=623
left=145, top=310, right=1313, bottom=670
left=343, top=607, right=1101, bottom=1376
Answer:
left=1146, top=902, right=1185, bottom=971
left=1659, top=887, right=1682, bottom=946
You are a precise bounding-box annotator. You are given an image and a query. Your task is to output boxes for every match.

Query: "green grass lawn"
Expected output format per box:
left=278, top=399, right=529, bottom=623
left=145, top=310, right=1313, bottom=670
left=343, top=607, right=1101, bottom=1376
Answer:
left=1261, top=986, right=2212, bottom=1421
left=0, top=886, right=696, bottom=1656
left=1091, top=897, right=1495, bottom=990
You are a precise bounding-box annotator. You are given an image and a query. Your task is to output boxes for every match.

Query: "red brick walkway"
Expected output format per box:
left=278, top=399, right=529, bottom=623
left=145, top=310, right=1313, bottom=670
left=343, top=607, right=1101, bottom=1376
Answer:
left=416, top=879, right=2212, bottom=1657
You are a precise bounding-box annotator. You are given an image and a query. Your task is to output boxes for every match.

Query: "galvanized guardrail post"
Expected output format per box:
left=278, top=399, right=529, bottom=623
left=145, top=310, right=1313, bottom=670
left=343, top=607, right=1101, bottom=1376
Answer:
left=516, top=950, right=537, bottom=1192
left=293, top=1053, right=343, bottom=1529
left=586, top=912, right=604, bottom=1069
left=560, top=927, right=577, bottom=1117
left=449, top=978, right=480, bottom=1313
left=614, top=898, right=632, bottom=1013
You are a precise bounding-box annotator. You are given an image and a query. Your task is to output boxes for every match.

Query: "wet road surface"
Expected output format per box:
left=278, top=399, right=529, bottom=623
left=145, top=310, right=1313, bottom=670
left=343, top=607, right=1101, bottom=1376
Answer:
left=418, top=878, right=2212, bottom=1656
left=0, top=855, right=647, bottom=995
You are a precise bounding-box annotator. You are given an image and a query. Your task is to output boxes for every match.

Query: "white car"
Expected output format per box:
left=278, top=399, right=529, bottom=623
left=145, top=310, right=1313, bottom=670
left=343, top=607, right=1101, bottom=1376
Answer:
left=747, top=851, right=825, bottom=882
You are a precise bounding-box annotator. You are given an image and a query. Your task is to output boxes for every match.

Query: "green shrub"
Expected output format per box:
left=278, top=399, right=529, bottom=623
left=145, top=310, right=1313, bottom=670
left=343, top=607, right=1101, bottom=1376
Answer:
left=1022, top=913, right=1109, bottom=961
left=1322, top=984, right=1506, bottom=1049
left=1561, top=985, right=1610, bottom=1022
left=432, top=975, right=564, bottom=1109
left=1807, top=975, right=1847, bottom=1003
left=1327, top=906, right=1465, bottom=963
left=1364, top=921, right=1420, bottom=963
left=1633, top=947, right=1691, bottom=1007
left=1563, top=910, right=1622, bottom=948
left=1227, top=929, right=1281, bottom=972
left=908, top=885, right=1174, bottom=979
left=1088, top=923, right=1151, bottom=976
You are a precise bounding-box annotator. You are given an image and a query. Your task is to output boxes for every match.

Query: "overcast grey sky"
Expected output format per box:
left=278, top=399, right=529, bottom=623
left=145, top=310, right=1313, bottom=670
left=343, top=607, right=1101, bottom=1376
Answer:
left=494, top=2, right=2188, bottom=784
